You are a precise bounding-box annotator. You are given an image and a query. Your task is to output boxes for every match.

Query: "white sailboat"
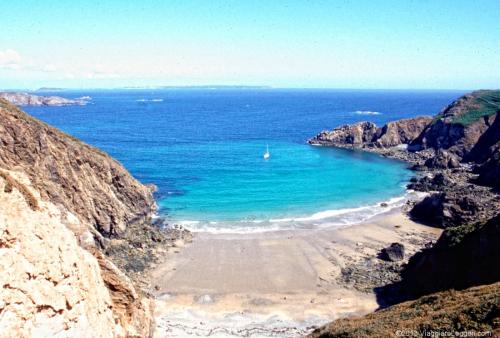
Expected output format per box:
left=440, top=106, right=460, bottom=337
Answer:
left=263, top=144, right=270, bottom=160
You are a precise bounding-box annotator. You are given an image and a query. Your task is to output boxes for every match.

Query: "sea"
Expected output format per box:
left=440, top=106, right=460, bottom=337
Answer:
left=24, top=88, right=465, bottom=232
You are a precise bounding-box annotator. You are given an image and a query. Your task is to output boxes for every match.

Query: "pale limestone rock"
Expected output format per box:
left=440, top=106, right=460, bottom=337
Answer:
left=0, top=170, right=123, bottom=337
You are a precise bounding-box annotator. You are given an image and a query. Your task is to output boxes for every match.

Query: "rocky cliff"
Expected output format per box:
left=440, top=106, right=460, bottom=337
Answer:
left=0, top=92, right=91, bottom=106
left=309, top=116, right=432, bottom=149
left=0, top=99, right=156, bottom=237
left=0, top=100, right=159, bottom=337
left=305, top=90, right=500, bottom=337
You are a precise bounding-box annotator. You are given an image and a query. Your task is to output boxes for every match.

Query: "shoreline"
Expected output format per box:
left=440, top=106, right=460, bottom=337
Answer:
left=161, top=189, right=428, bottom=235
left=150, top=208, right=441, bottom=337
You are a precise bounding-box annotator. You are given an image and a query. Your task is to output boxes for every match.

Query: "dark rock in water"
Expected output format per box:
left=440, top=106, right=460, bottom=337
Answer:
left=380, top=243, right=405, bottom=261
left=424, top=149, right=460, bottom=169
left=380, top=202, right=388, bottom=207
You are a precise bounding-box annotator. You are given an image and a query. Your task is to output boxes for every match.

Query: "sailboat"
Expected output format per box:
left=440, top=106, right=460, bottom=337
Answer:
left=263, top=144, right=270, bottom=160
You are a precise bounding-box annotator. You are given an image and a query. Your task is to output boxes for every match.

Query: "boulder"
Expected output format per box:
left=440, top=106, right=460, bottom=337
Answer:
left=424, top=149, right=460, bottom=169
left=380, top=243, right=405, bottom=261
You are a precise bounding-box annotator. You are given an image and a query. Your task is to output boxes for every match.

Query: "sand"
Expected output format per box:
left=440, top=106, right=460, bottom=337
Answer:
left=150, top=210, right=441, bottom=337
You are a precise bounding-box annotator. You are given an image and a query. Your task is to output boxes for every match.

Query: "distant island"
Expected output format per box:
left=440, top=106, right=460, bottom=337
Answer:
left=0, top=92, right=91, bottom=106
left=36, top=87, right=66, bottom=92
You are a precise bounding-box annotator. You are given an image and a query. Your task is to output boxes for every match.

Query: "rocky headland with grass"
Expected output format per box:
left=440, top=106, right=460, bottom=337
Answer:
left=307, top=90, right=500, bottom=336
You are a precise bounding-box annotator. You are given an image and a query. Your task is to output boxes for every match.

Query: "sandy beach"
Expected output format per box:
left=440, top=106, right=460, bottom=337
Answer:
left=150, top=210, right=441, bottom=337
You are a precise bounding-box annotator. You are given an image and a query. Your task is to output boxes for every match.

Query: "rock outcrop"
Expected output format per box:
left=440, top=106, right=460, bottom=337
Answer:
left=308, top=116, right=432, bottom=148
left=0, top=100, right=158, bottom=337
left=379, top=243, right=405, bottom=262
left=0, top=169, right=121, bottom=337
left=306, top=90, right=500, bottom=337
left=399, top=214, right=500, bottom=299
left=0, top=92, right=90, bottom=106
left=411, top=90, right=500, bottom=161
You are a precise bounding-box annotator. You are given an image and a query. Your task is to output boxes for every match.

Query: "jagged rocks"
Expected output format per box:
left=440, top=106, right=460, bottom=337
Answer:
left=380, top=243, right=405, bottom=261
left=308, top=121, right=378, bottom=146
left=475, top=148, right=500, bottom=188
left=374, top=117, right=433, bottom=148
left=308, top=117, right=432, bottom=149
left=424, top=149, right=460, bottom=169
left=407, top=173, right=451, bottom=192
left=399, top=214, right=500, bottom=299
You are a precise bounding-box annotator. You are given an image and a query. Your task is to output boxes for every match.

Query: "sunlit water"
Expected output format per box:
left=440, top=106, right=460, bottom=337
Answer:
left=25, top=89, right=464, bottom=231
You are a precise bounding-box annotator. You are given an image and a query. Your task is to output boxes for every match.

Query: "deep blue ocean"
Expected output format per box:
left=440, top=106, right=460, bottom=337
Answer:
left=24, top=89, right=465, bottom=231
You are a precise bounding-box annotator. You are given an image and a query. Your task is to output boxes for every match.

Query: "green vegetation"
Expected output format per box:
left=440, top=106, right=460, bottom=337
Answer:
left=431, top=90, right=500, bottom=126
left=451, top=90, right=500, bottom=125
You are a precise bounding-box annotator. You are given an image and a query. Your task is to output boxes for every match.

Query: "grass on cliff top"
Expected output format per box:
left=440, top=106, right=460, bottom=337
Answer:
left=453, top=90, right=500, bottom=125
left=435, top=90, right=500, bottom=126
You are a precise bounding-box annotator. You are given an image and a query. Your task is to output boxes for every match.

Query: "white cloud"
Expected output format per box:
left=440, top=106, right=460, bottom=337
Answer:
left=0, top=49, right=21, bottom=69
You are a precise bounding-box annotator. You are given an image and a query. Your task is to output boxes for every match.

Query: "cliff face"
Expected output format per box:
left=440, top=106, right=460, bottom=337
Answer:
left=0, top=100, right=156, bottom=337
left=1, top=170, right=122, bottom=337
left=308, top=116, right=432, bottom=148
left=306, top=91, right=500, bottom=337
left=412, top=90, right=500, bottom=162
left=308, top=90, right=500, bottom=169
left=399, top=214, right=500, bottom=298
left=0, top=99, right=156, bottom=237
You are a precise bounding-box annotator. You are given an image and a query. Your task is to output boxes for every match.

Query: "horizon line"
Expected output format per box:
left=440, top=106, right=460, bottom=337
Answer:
left=0, top=85, right=480, bottom=92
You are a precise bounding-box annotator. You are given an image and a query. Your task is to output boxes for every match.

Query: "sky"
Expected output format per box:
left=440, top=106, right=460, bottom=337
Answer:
left=0, top=0, right=499, bottom=90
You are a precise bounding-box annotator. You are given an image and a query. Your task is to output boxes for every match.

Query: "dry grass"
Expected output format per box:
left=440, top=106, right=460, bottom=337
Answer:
left=306, top=282, right=500, bottom=338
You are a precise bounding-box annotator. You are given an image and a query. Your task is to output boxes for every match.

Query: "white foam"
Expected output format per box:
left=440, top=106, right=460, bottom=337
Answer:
left=174, top=191, right=426, bottom=234
left=354, top=110, right=381, bottom=115
left=136, top=98, right=164, bottom=102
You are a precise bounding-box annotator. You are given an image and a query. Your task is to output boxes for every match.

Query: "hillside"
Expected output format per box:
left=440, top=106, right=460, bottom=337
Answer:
left=307, top=282, right=499, bottom=338
left=306, top=90, right=500, bottom=337
left=0, top=100, right=162, bottom=337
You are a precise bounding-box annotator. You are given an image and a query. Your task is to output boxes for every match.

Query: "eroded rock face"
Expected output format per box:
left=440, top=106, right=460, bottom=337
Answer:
left=308, top=117, right=432, bottom=148
left=309, top=121, right=378, bottom=146
left=0, top=101, right=157, bottom=337
left=424, top=149, right=460, bottom=169
left=0, top=99, right=156, bottom=237
left=0, top=170, right=120, bottom=337
left=401, top=214, right=500, bottom=298
left=476, top=147, right=500, bottom=188
left=374, top=117, right=433, bottom=148
left=411, top=91, right=500, bottom=160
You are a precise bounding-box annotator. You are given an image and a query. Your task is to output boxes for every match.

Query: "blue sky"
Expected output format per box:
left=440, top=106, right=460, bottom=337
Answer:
left=1, top=0, right=499, bottom=89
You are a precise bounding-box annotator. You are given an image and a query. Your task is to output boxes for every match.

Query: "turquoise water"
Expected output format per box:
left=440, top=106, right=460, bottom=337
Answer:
left=25, top=89, right=464, bottom=231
